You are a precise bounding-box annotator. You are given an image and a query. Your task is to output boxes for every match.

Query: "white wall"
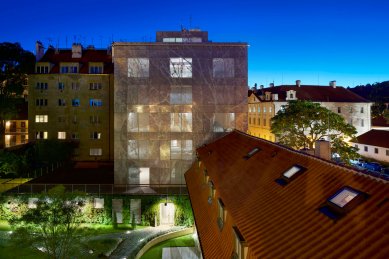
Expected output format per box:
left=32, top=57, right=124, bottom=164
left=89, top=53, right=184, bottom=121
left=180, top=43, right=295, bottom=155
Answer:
left=352, top=142, right=389, bottom=163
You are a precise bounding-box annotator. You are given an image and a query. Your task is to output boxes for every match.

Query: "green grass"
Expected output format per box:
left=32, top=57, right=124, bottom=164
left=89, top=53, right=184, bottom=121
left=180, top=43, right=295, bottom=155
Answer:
left=0, top=178, right=31, bottom=193
left=79, top=223, right=148, bottom=235
left=141, top=234, right=195, bottom=259
left=0, top=244, right=45, bottom=259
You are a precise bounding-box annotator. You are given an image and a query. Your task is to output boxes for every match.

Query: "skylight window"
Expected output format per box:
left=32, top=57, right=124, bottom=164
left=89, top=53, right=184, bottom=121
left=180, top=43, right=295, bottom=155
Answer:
left=276, top=164, right=306, bottom=186
left=319, top=186, right=369, bottom=220
left=244, top=147, right=260, bottom=160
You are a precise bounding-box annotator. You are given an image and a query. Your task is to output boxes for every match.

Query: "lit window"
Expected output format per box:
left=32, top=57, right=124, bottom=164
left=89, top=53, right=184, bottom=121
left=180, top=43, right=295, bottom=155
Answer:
left=36, top=131, right=48, bottom=139
left=89, top=148, right=102, bottom=156
left=217, top=198, right=226, bottom=231
left=276, top=164, right=306, bottom=186
left=170, top=85, right=192, bottom=104
left=72, top=99, right=80, bottom=107
left=128, top=113, right=149, bottom=132
left=89, top=99, right=102, bottom=107
left=58, top=132, right=66, bottom=139
left=232, top=226, right=247, bottom=259
left=35, top=115, right=48, bottom=123
left=213, top=113, right=235, bottom=132
left=170, top=58, right=192, bottom=78
left=244, top=147, right=260, bottom=160
left=128, top=58, right=149, bottom=78
left=269, top=107, right=272, bottom=113
left=170, top=113, right=192, bottom=132
left=90, top=132, right=101, bottom=140
left=319, top=186, right=368, bottom=220
left=213, top=58, right=234, bottom=78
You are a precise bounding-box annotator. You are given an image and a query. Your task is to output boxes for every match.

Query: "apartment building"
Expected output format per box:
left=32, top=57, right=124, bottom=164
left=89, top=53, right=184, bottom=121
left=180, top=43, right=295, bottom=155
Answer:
left=28, top=42, right=114, bottom=161
left=4, top=100, right=28, bottom=147
left=248, top=80, right=372, bottom=141
left=112, top=29, right=248, bottom=187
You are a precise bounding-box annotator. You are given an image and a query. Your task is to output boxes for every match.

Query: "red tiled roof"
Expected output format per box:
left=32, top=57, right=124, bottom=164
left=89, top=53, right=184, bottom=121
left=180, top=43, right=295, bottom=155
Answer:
left=38, top=48, right=113, bottom=74
left=185, top=130, right=389, bottom=258
left=353, top=129, right=389, bottom=149
left=255, top=85, right=370, bottom=102
left=372, top=115, right=389, bottom=127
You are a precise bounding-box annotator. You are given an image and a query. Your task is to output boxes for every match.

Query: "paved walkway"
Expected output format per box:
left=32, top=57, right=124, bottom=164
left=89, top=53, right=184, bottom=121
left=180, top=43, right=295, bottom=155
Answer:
left=108, top=226, right=184, bottom=259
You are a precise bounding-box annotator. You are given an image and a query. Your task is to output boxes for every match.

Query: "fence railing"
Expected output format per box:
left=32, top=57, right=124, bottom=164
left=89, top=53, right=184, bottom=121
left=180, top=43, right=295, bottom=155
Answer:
left=1, top=183, right=188, bottom=196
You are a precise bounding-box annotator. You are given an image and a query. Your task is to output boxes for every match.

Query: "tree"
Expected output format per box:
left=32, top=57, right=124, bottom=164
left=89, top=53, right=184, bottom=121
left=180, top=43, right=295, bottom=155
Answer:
left=271, top=100, right=358, bottom=162
left=0, top=42, right=35, bottom=149
left=10, top=185, right=85, bottom=258
left=0, top=151, right=28, bottom=177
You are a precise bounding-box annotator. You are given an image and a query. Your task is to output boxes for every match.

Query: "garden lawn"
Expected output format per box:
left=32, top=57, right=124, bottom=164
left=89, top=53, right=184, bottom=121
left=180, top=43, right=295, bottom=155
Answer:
left=141, top=234, right=195, bottom=259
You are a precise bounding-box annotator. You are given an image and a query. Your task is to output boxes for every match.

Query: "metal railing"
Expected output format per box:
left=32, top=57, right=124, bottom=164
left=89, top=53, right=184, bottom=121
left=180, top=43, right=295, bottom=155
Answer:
left=1, top=183, right=188, bottom=196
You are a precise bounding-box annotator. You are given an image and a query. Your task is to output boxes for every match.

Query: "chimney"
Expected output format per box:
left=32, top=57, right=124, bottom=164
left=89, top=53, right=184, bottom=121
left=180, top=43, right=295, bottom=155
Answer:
left=260, top=85, right=264, bottom=89
left=296, top=80, right=301, bottom=87
left=72, top=43, right=82, bottom=58
left=329, top=80, right=336, bottom=88
left=315, top=139, right=331, bottom=160
left=269, top=83, right=274, bottom=87
left=254, top=83, right=258, bottom=90
left=35, top=41, right=44, bottom=61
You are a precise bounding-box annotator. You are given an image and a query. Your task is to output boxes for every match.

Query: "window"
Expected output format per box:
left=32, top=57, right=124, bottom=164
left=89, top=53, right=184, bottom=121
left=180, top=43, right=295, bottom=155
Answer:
left=90, top=132, right=101, bottom=140
left=269, top=107, right=272, bottom=113
left=58, top=132, right=66, bottom=139
left=170, top=57, right=192, bottom=78
left=208, top=181, right=215, bottom=203
left=58, top=99, right=66, bottom=106
left=170, top=85, right=192, bottom=104
left=36, top=131, right=48, bottom=139
left=60, top=66, right=69, bottom=73
left=70, top=66, right=78, bottom=73
left=170, top=140, right=193, bottom=160
left=349, top=107, right=353, bottom=113
left=128, top=58, right=149, bottom=78
left=89, top=83, right=102, bottom=90
left=337, top=107, right=341, bottom=113
left=244, top=147, right=260, bottom=160
left=36, top=82, right=48, bottom=90
left=89, top=66, right=103, bottom=74
left=258, top=107, right=260, bottom=113
left=276, top=164, right=306, bottom=186
left=349, top=118, right=353, bottom=125
left=263, top=118, right=266, bottom=127
left=248, top=117, right=251, bottom=124
left=213, top=58, right=234, bottom=78
left=71, top=132, right=79, bottom=139
left=89, top=99, right=102, bottom=107
left=71, top=82, right=79, bottom=90
left=72, top=99, right=80, bottom=107
left=35, top=99, right=48, bottom=106
left=212, top=113, right=235, bottom=132
left=361, top=107, right=364, bottom=113
left=217, top=198, right=226, bottom=231
left=264, top=107, right=267, bottom=113
left=386, top=150, right=389, bottom=156
left=361, top=119, right=364, bottom=127
left=89, top=148, right=102, bottom=156
left=375, top=148, right=379, bottom=154
left=58, top=82, right=65, bottom=90
left=35, top=115, right=48, bottom=123
left=319, top=186, right=369, bottom=220
left=90, top=115, right=101, bottom=124
left=162, top=37, right=202, bottom=43
left=364, top=146, right=368, bottom=152
left=72, top=115, right=77, bottom=124
left=128, top=113, right=149, bottom=132
left=354, top=144, right=358, bottom=149
left=36, top=66, right=49, bottom=74
left=127, top=140, right=150, bottom=159
left=170, top=113, right=192, bottom=132
left=232, top=226, right=247, bottom=259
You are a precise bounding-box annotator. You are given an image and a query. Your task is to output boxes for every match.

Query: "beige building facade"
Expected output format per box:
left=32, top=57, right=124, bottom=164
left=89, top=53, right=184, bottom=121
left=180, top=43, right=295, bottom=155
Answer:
left=28, top=43, right=114, bottom=161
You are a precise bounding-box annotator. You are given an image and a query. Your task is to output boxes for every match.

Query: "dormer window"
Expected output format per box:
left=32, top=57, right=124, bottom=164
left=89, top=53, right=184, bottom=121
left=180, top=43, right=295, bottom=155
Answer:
left=275, top=164, right=306, bottom=186
left=232, top=226, right=248, bottom=259
left=217, top=198, right=226, bottom=231
left=208, top=180, right=215, bottom=204
left=243, top=147, right=260, bottom=160
left=89, top=65, right=103, bottom=74
left=319, top=186, right=369, bottom=220
left=286, top=90, right=297, bottom=100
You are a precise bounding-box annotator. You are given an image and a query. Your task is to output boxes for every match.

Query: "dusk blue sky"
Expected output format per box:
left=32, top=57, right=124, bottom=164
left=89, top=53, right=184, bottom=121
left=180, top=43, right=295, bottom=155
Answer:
left=1, top=0, right=388, bottom=87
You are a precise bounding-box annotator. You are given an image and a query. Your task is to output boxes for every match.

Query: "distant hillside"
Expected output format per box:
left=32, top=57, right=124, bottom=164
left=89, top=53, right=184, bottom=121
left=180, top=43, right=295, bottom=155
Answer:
left=348, top=81, right=389, bottom=103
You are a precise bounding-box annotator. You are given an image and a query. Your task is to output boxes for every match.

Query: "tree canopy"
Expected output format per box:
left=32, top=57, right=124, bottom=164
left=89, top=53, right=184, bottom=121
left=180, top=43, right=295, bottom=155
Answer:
left=0, top=42, right=35, bottom=148
left=271, top=100, right=358, bottom=162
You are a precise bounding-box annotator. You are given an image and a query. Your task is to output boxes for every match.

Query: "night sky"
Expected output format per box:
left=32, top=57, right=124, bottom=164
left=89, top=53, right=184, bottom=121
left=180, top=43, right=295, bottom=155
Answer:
left=1, top=0, right=388, bottom=87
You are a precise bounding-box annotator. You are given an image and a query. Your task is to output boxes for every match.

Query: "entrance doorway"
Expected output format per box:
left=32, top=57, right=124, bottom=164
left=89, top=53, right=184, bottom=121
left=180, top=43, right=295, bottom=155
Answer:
left=160, top=203, right=175, bottom=225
